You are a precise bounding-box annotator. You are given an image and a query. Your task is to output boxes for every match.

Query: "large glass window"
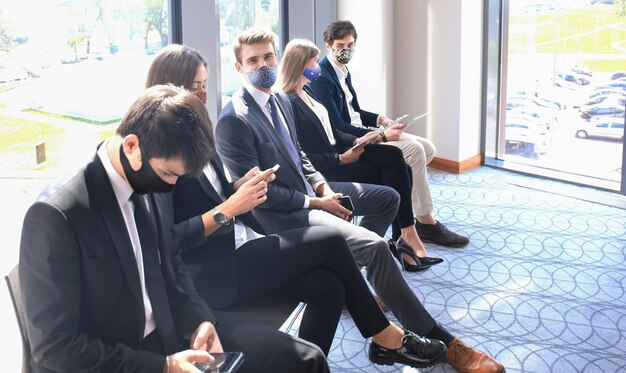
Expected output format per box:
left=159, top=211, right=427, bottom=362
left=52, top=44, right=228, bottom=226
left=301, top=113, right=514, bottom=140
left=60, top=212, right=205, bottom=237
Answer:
left=217, top=0, right=282, bottom=106
left=499, top=0, right=625, bottom=191
left=0, top=0, right=170, bottom=177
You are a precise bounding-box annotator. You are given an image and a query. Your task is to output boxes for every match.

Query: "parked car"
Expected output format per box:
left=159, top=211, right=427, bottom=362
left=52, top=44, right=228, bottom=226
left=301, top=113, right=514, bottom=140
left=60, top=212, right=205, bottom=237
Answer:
left=589, top=87, right=625, bottom=99
left=579, top=103, right=625, bottom=121
left=554, top=72, right=590, bottom=86
left=611, top=71, right=626, bottom=80
left=575, top=117, right=624, bottom=140
left=604, top=80, right=626, bottom=90
left=571, top=66, right=592, bottom=77
left=504, top=120, right=551, bottom=158
left=586, top=94, right=626, bottom=107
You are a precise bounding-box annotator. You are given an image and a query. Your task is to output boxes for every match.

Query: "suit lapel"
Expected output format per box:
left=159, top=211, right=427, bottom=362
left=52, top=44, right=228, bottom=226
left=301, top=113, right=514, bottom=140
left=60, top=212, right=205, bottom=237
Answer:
left=299, top=88, right=334, bottom=148
left=85, top=154, right=143, bottom=305
left=240, top=88, right=300, bottom=174
left=322, top=58, right=351, bottom=120
left=196, top=158, right=225, bottom=204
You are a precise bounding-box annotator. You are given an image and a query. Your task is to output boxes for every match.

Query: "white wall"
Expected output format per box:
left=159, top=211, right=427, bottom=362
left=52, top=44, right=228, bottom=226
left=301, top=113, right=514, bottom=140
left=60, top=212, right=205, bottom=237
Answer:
left=337, top=0, right=393, bottom=116
left=339, top=0, right=484, bottom=163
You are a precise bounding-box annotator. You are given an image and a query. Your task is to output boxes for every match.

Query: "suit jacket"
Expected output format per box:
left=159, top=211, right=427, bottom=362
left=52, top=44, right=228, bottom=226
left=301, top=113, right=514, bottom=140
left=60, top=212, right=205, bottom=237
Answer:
left=215, top=87, right=325, bottom=213
left=19, top=152, right=214, bottom=373
left=289, top=86, right=357, bottom=179
left=172, top=153, right=266, bottom=309
left=308, top=56, right=379, bottom=137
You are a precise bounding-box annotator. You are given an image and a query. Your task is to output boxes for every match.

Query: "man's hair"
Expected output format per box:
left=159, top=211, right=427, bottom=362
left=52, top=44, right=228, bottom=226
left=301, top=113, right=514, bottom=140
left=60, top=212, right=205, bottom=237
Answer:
left=116, top=85, right=214, bottom=175
left=233, top=29, right=277, bottom=64
left=279, top=39, right=320, bottom=94
left=323, top=20, right=358, bottom=45
left=145, top=44, right=208, bottom=90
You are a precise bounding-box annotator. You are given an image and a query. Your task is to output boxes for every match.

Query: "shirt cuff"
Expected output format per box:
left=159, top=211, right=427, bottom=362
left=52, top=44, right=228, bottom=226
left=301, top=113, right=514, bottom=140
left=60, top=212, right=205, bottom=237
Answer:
left=303, top=195, right=310, bottom=209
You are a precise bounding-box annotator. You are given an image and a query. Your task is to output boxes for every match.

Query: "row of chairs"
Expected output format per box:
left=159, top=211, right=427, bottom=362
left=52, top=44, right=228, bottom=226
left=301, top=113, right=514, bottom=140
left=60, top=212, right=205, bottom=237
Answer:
left=4, top=264, right=304, bottom=373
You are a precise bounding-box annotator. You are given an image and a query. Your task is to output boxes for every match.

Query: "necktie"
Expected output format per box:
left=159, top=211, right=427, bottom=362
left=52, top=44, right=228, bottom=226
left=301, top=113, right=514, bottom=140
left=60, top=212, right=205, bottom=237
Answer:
left=131, top=193, right=179, bottom=354
left=268, top=95, right=315, bottom=196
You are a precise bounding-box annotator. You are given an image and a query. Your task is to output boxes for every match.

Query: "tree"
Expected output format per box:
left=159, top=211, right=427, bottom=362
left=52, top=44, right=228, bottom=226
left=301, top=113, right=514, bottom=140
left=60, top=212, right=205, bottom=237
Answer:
left=0, top=11, right=14, bottom=54
left=615, top=0, right=626, bottom=16
left=144, top=0, right=168, bottom=50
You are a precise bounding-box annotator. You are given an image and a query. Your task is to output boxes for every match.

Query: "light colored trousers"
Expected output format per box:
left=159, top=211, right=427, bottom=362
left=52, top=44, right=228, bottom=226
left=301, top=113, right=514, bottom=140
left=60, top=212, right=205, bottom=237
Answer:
left=380, top=132, right=436, bottom=217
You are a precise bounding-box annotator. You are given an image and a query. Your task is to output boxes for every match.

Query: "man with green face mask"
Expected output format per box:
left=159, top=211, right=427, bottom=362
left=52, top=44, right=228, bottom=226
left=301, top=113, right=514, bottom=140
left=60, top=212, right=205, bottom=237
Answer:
left=310, top=20, right=469, bottom=250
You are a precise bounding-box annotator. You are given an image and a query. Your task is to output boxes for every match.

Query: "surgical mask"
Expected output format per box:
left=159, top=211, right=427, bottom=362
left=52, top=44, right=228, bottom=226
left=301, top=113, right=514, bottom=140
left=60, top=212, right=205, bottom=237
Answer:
left=303, top=66, right=322, bottom=81
left=331, top=48, right=354, bottom=64
left=196, top=90, right=207, bottom=104
left=246, top=65, right=278, bottom=89
left=119, top=144, right=174, bottom=194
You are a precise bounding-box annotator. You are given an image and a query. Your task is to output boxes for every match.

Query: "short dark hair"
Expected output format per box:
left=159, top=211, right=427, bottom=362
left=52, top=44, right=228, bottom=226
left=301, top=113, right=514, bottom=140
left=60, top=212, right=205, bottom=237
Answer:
left=116, top=85, right=215, bottom=175
left=323, top=20, right=358, bottom=45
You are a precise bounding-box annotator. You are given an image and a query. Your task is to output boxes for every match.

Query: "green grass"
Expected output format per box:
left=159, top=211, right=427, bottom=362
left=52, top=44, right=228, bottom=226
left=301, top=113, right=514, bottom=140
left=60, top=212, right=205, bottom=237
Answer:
left=509, top=8, right=626, bottom=54
left=24, top=109, right=121, bottom=126
left=0, top=114, right=66, bottom=171
left=0, top=113, right=117, bottom=172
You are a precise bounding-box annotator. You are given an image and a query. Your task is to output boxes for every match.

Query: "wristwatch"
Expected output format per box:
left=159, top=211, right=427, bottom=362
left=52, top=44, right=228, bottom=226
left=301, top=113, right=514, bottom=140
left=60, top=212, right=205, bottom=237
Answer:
left=212, top=207, right=233, bottom=227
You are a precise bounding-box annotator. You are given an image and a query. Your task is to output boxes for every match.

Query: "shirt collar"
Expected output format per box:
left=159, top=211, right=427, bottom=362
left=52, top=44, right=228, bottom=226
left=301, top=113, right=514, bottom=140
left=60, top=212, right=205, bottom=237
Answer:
left=244, top=82, right=273, bottom=109
left=328, top=57, right=348, bottom=79
left=97, top=140, right=134, bottom=207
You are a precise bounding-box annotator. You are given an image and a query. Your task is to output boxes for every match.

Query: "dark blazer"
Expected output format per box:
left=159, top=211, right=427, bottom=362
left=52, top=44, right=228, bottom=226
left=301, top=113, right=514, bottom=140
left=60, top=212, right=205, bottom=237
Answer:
left=289, top=86, right=357, bottom=178
left=215, top=87, right=325, bottom=213
left=172, top=153, right=266, bottom=309
left=308, top=56, right=379, bottom=137
left=19, top=152, right=214, bottom=373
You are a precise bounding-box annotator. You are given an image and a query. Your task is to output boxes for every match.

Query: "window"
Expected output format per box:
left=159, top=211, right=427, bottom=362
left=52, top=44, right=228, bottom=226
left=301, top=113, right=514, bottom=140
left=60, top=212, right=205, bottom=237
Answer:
left=216, top=0, right=282, bottom=106
left=0, top=0, right=170, bottom=177
left=492, top=0, right=626, bottom=192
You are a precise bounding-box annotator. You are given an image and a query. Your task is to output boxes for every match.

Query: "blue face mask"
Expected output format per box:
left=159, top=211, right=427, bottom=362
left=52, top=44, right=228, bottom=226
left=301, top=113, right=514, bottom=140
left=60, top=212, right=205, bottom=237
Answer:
left=246, top=65, right=278, bottom=89
left=303, top=66, right=322, bottom=81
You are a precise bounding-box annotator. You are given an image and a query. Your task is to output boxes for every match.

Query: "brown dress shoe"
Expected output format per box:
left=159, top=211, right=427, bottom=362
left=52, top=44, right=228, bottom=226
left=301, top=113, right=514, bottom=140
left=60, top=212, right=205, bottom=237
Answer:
left=446, top=337, right=505, bottom=373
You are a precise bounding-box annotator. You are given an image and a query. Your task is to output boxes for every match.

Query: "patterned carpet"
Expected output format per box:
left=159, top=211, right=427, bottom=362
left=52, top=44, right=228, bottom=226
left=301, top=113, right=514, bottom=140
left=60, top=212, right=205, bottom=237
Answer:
left=295, top=166, right=626, bottom=372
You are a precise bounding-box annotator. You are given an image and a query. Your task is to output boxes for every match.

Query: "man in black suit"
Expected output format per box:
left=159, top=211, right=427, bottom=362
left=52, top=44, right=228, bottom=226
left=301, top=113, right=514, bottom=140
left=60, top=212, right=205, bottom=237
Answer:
left=309, top=20, right=470, bottom=250
left=215, top=29, right=466, bottom=368
left=17, top=85, right=327, bottom=372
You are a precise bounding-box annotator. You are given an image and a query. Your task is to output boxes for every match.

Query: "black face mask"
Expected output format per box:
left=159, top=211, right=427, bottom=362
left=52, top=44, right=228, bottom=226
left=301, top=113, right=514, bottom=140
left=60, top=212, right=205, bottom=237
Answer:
left=119, top=143, right=174, bottom=194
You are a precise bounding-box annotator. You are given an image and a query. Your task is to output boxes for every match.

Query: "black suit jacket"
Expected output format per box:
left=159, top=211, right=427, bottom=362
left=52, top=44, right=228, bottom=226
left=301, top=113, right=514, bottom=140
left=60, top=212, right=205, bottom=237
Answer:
left=172, top=153, right=266, bottom=309
left=19, top=152, right=214, bottom=373
left=289, top=86, right=357, bottom=179
left=215, top=87, right=326, bottom=213
left=308, top=56, right=379, bottom=137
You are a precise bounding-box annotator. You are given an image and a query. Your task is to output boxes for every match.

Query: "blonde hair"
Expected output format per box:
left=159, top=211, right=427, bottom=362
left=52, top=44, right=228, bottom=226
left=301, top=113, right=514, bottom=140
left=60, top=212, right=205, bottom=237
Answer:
left=233, top=29, right=278, bottom=64
left=279, top=39, right=320, bottom=94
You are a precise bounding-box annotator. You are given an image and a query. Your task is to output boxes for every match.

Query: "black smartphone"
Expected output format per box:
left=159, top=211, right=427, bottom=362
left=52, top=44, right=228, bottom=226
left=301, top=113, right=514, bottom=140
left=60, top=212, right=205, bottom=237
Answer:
left=338, top=195, right=355, bottom=222
left=194, top=352, right=245, bottom=373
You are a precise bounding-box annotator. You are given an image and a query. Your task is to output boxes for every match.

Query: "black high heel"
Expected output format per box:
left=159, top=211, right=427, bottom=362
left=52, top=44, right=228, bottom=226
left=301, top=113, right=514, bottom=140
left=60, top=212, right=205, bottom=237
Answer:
left=396, top=238, right=444, bottom=272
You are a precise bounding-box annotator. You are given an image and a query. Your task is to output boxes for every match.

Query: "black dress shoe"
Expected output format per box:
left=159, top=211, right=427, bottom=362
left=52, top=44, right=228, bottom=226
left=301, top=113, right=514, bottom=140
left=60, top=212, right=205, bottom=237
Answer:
left=396, top=238, right=443, bottom=272
left=415, top=220, right=469, bottom=247
left=369, top=330, right=448, bottom=369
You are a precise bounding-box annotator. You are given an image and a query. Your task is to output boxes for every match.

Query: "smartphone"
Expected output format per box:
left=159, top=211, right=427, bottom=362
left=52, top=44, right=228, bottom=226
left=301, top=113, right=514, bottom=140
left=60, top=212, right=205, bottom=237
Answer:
left=194, top=352, right=245, bottom=373
left=270, top=164, right=280, bottom=173
left=338, top=195, right=355, bottom=222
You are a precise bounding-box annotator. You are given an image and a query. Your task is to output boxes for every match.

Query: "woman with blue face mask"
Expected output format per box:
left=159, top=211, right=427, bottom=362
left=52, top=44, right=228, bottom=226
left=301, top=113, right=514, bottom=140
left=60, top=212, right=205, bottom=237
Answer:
left=279, top=39, right=443, bottom=272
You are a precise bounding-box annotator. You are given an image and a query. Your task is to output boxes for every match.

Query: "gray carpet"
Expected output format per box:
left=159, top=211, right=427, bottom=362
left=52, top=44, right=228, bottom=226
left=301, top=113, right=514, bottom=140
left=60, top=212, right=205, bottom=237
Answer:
left=292, top=166, right=626, bottom=372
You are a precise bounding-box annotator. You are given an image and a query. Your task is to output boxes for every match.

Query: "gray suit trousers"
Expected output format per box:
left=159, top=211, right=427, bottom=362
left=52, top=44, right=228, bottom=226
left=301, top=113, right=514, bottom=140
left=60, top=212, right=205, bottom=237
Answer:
left=253, top=181, right=437, bottom=336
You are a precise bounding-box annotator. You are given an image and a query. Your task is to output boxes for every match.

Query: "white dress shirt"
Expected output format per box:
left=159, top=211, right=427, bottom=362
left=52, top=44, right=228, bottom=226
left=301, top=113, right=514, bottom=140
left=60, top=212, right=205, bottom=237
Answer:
left=329, top=58, right=365, bottom=128
left=97, top=142, right=156, bottom=337
left=303, top=91, right=337, bottom=146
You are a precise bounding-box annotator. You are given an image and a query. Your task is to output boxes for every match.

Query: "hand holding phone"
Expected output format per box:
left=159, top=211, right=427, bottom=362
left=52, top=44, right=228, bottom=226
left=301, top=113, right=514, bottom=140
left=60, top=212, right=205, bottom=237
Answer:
left=338, top=195, right=355, bottom=222
left=194, top=352, right=245, bottom=373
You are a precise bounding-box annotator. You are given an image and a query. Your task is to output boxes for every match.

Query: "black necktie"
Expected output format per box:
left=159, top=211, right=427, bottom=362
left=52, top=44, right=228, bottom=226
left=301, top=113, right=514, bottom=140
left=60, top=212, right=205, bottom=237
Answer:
left=131, top=193, right=178, bottom=353
left=268, top=95, right=315, bottom=196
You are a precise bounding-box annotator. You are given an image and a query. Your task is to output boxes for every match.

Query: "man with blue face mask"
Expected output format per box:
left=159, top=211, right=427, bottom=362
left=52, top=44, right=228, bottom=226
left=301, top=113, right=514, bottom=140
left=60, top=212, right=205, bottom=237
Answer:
left=215, top=29, right=451, bottom=370
left=309, top=20, right=470, bottom=252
